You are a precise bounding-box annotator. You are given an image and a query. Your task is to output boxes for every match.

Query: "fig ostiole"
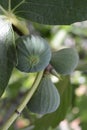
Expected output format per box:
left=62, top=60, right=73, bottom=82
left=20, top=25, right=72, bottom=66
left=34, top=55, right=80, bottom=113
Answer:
left=27, top=74, right=60, bottom=115
left=16, top=35, right=51, bottom=72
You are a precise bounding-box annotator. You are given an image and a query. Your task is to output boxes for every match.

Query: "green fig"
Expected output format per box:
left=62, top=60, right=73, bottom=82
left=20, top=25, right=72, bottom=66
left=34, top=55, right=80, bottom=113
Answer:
left=16, top=35, right=51, bottom=72
left=51, top=48, right=79, bottom=75
left=27, top=74, right=60, bottom=115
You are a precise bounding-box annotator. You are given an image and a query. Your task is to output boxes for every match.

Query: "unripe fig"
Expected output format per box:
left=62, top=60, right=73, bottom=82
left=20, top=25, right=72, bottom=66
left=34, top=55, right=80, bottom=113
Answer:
left=51, top=48, right=79, bottom=75
left=27, top=74, right=60, bottom=115
left=16, top=35, right=51, bottom=72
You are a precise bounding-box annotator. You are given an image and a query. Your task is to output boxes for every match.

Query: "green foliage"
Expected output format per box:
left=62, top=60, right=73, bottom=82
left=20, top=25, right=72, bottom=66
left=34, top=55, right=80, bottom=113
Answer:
left=28, top=74, right=60, bottom=115
left=51, top=48, right=79, bottom=75
left=0, top=17, right=16, bottom=97
left=1, top=0, right=87, bottom=25
left=16, top=35, right=51, bottom=72
left=76, top=61, right=87, bottom=71
left=0, top=0, right=8, bottom=12
left=0, top=0, right=86, bottom=130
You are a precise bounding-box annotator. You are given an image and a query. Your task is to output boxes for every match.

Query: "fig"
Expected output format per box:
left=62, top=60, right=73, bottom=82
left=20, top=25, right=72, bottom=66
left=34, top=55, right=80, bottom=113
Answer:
left=16, top=35, right=51, bottom=72
left=51, top=48, right=79, bottom=75
left=27, top=74, right=60, bottom=115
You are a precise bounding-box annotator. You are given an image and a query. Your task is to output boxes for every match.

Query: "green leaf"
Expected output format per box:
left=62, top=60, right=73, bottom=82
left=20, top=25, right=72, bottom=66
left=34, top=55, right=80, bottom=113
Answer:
left=51, top=48, right=79, bottom=75
left=0, top=16, right=16, bottom=97
left=76, top=60, right=87, bottom=71
left=28, top=74, right=60, bottom=115
left=0, top=0, right=87, bottom=25
left=32, top=76, right=71, bottom=130
left=0, top=0, right=8, bottom=13
left=16, top=35, right=51, bottom=73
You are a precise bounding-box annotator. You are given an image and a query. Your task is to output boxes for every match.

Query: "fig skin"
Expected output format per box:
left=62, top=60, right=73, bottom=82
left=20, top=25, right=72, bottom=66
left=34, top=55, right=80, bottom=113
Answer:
left=51, top=48, right=79, bottom=75
left=16, top=35, right=51, bottom=72
left=28, top=75, right=60, bottom=115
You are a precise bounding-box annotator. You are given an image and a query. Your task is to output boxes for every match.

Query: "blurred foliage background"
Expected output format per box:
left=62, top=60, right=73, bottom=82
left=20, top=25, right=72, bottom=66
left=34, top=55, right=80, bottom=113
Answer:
left=1, top=21, right=87, bottom=130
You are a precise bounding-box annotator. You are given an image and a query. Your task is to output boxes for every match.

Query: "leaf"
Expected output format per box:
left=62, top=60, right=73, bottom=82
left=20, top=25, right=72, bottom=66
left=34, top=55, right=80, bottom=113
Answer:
left=21, top=126, right=34, bottom=130
left=0, top=0, right=87, bottom=25
left=81, top=122, right=87, bottom=130
left=76, top=60, right=87, bottom=71
left=16, top=35, right=51, bottom=73
left=51, top=48, right=79, bottom=75
left=32, top=76, right=71, bottom=130
left=8, top=76, right=27, bottom=98
left=0, top=16, right=16, bottom=97
left=28, top=74, right=60, bottom=115
left=0, top=0, right=8, bottom=12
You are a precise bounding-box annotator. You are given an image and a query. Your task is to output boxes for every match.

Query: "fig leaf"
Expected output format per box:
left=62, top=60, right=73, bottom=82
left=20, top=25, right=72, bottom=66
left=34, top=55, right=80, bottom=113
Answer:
left=0, top=17, right=16, bottom=97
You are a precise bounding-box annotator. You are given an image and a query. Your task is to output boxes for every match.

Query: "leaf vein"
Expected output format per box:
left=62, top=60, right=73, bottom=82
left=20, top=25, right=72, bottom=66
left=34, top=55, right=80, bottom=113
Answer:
left=12, top=0, right=25, bottom=12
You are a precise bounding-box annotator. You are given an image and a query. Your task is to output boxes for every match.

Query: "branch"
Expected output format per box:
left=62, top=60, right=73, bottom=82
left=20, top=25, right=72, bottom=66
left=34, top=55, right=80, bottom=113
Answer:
left=1, top=71, right=43, bottom=130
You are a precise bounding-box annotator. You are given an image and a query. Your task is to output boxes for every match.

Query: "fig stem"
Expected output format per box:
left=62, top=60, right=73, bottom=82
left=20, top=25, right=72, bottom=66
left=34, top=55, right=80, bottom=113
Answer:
left=51, top=69, right=62, bottom=80
left=1, top=71, right=43, bottom=130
